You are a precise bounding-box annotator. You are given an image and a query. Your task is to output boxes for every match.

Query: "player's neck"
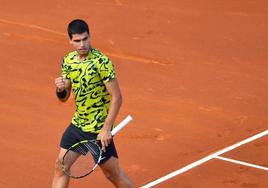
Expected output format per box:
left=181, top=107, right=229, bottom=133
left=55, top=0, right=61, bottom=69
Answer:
left=77, top=48, right=91, bottom=61
left=77, top=54, right=87, bottom=61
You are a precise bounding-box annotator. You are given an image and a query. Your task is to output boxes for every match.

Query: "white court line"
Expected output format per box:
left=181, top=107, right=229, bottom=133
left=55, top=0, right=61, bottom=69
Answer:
left=140, top=130, right=268, bottom=188
left=214, top=156, right=268, bottom=171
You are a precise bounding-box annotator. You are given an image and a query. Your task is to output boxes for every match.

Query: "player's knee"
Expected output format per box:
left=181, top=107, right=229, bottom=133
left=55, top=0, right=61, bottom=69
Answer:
left=126, top=181, right=135, bottom=188
left=119, top=171, right=135, bottom=188
left=103, top=168, right=120, bottom=182
left=103, top=169, right=134, bottom=188
left=54, top=158, right=65, bottom=175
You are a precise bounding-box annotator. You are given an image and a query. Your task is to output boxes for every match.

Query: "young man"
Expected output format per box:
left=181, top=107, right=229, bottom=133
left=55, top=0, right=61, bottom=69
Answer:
left=52, top=19, right=134, bottom=188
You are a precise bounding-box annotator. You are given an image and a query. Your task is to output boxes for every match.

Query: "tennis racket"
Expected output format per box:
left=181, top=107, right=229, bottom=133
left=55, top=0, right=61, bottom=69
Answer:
left=61, top=115, right=133, bottom=179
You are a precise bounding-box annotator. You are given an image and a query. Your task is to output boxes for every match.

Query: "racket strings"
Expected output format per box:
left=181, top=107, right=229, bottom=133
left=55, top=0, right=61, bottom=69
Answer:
left=73, top=145, right=87, bottom=155
left=84, top=142, right=101, bottom=163
left=72, top=142, right=101, bottom=162
left=64, top=141, right=102, bottom=178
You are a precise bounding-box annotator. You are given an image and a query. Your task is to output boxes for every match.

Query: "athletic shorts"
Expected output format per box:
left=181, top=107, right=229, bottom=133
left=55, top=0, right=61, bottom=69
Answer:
left=60, top=123, right=118, bottom=164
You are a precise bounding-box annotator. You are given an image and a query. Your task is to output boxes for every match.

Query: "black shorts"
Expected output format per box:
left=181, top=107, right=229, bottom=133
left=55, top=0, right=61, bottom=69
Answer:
left=60, top=123, right=118, bottom=164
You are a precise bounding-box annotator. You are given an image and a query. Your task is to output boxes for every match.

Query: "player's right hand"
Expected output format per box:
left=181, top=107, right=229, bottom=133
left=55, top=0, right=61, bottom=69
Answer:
left=55, top=77, right=66, bottom=92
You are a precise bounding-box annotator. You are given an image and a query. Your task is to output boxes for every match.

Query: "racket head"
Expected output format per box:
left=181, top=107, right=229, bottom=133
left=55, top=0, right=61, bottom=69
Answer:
left=61, top=140, right=102, bottom=179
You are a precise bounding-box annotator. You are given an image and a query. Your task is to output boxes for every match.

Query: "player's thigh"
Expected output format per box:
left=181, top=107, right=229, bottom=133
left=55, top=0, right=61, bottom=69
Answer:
left=56, top=148, right=80, bottom=170
left=99, top=156, right=121, bottom=176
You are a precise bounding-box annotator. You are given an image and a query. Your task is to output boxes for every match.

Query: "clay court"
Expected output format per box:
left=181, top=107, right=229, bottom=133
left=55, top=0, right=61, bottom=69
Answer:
left=0, top=0, right=267, bottom=187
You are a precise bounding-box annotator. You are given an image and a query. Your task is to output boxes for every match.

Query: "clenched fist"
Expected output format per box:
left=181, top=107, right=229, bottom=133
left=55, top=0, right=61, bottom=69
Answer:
left=55, top=77, right=66, bottom=92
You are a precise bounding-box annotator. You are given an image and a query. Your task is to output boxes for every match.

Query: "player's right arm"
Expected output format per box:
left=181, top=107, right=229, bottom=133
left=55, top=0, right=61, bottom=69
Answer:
left=55, top=77, right=71, bottom=102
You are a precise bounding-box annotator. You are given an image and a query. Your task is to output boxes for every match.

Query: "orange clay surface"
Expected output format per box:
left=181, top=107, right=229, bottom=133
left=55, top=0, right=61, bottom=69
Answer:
left=0, top=1, right=268, bottom=188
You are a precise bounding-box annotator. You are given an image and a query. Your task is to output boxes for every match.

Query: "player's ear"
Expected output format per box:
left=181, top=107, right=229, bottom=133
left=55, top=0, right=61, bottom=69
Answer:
left=68, top=34, right=73, bottom=44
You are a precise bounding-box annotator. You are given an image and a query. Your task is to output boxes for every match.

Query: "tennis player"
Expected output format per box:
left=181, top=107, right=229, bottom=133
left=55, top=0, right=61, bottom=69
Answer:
left=52, top=19, right=134, bottom=188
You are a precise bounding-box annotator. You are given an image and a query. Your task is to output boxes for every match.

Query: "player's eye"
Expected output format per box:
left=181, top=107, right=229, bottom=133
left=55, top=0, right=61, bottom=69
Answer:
left=82, top=36, right=88, bottom=41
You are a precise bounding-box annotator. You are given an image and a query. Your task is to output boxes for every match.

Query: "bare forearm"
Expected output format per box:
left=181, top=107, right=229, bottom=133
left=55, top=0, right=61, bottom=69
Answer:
left=98, top=78, right=122, bottom=151
left=103, top=94, right=122, bottom=131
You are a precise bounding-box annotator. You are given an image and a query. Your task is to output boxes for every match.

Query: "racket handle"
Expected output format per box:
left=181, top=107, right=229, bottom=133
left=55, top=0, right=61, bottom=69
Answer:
left=111, top=115, right=133, bottom=136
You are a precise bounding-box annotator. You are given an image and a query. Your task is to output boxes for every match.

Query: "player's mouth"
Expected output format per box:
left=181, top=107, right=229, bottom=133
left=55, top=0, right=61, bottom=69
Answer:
left=79, top=48, right=88, bottom=53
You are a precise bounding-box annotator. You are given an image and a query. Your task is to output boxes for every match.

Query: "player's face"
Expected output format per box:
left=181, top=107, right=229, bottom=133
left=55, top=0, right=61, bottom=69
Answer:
left=70, top=32, right=91, bottom=55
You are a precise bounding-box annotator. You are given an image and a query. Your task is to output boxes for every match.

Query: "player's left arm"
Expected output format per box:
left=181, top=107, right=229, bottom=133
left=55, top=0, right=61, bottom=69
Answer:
left=99, top=78, right=122, bottom=151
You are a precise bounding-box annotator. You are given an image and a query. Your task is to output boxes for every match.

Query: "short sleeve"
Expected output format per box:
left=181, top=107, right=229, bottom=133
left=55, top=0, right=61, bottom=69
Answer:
left=61, top=58, right=70, bottom=80
left=96, top=56, right=116, bottom=83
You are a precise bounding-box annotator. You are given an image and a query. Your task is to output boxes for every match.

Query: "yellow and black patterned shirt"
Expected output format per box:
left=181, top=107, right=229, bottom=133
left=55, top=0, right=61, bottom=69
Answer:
left=61, top=48, right=116, bottom=133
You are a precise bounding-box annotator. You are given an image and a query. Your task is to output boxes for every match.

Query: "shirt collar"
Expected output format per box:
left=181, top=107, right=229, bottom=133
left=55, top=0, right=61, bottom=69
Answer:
left=75, top=48, right=94, bottom=61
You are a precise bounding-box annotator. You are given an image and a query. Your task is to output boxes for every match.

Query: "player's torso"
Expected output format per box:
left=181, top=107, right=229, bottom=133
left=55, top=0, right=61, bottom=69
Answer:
left=63, top=49, right=111, bottom=132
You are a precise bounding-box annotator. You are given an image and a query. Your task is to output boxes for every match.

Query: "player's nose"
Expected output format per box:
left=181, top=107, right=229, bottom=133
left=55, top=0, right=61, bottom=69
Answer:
left=79, top=41, right=84, bottom=47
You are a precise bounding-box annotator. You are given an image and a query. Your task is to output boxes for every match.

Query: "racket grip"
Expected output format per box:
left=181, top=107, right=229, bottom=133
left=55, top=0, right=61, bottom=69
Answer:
left=111, top=115, right=133, bottom=136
